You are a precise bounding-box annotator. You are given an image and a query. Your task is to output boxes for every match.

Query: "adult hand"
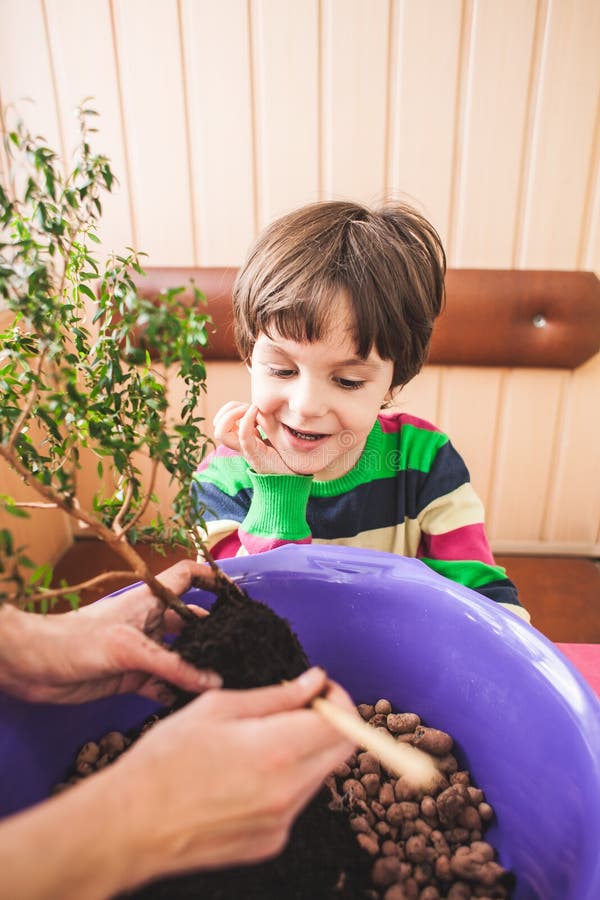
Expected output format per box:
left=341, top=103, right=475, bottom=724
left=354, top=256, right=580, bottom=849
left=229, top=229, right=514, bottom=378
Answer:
left=213, top=401, right=296, bottom=475
left=0, top=560, right=221, bottom=704
left=112, top=666, right=356, bottom=889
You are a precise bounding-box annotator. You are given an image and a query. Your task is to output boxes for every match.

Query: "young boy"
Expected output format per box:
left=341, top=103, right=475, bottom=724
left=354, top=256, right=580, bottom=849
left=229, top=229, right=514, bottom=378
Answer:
left=192, top=201, right=529, bottom=621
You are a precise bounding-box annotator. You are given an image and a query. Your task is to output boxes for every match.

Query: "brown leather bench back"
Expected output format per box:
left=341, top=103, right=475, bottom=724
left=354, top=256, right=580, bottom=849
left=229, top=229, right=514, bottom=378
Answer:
left=135, top=267, right=600, bottom=369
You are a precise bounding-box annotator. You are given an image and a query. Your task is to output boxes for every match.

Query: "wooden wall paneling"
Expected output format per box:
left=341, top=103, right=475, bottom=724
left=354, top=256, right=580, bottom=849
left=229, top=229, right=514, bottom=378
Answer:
left=517, top=0, right=600, bottom=268
left=580, top=97, right=600, bottom=273
left=485, top=368, right=567, bottom=546
left=0, top=458, right=72, bottom=569
left=180, top=0, right=256, bottom=265
left=451, top=0, right=538, bottom=267
left=203, top=361, right=250, bottom=438
left=434, top=366, right=504, bottom=511
left=0, top=106, right=9, bottom=190
left=392, top=365, right=441, bottom=427
left=111, top=0, right=194, bottom=265
left=251, top=0, right=320, bottom=226
left=387, top=0, right=463, bottom=247
left=0, top=0, right=63, bottom=158
left=44, top=0, right=134, bottom=254
left=542, top=354, right=600, bottom=553
left=321, top=0, right=390, bottom=204
left=0, top=112, right=10, bottom=249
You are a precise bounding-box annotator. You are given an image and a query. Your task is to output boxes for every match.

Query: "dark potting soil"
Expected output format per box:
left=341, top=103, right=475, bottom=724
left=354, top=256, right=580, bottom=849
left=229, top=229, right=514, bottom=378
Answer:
left=171, top=579, right=310, bottom=693
left=127, top=787, right=370, bottom=900
left=124, top=577, right=372, bottom=900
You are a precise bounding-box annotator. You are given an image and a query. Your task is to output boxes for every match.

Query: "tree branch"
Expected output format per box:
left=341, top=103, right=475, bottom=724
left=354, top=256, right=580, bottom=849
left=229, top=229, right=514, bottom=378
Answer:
left=121, top=457, right=159, bottom=536
left=21, top=571, right=137, bottom=605
left=0, top=443, right=198, bottom=620
left=12, top=501, right=59, bottom=509
left=112, top=475, right=135, bottom=535
left=7, top=346, right=49, bottom=453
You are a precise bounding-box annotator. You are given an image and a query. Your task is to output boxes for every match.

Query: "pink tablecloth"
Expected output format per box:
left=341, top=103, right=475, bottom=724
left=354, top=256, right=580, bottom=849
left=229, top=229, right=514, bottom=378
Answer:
left=556, top=643, right=600, bottom=698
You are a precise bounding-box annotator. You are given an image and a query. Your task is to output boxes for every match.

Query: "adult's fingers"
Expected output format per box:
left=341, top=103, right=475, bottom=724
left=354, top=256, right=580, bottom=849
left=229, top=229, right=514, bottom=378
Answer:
left=161, top=604, right=209, bottom=637
left=195, top=667, right=329, bottom=720
left=83, top=560, right=208, bottom=627
left=109, top=626, right=222, bottom=696
left=155, top=560, right=212, bottom=597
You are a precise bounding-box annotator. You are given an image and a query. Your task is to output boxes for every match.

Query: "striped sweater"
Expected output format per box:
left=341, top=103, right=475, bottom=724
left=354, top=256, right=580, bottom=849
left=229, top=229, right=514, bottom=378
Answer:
left=192, top=411, right=528, bottom=620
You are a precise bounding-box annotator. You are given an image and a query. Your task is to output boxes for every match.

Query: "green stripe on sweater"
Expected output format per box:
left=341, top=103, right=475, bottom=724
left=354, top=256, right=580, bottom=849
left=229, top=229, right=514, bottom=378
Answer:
left=421, top=557, right=508, bottom=589
left=242, top=472, right=313, bottom=539
left=193, top=454, right=251, bottom=496
left=310, top=420, right=449, bottom=497
left=195, top=417, right=450, bottom=500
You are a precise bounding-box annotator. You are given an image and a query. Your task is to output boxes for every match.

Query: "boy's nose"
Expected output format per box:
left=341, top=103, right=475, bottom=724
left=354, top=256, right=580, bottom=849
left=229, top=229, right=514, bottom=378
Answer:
left=287, top=379, right=327, bottom=419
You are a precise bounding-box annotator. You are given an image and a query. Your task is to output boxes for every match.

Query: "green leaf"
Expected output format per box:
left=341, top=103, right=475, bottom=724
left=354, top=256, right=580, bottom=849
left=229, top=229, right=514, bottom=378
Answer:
left=78, top=283, right=96, bottom=301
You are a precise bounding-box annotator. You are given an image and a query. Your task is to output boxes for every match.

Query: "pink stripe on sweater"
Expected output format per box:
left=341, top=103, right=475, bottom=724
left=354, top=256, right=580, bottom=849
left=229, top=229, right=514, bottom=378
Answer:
left=240, top=531, right=312, bottom=555
left=210, top=531, right=243, bottom=560
left=378, top=412, right=441, bottom=434
left=420, top=523, right=495, bottom=565
left=196, top=444, right=238, bottom=474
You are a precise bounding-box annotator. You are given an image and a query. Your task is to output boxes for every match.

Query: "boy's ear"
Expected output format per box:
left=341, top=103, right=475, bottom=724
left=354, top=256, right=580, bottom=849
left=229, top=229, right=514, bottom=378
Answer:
left=382, top=385, right=397, bottom=408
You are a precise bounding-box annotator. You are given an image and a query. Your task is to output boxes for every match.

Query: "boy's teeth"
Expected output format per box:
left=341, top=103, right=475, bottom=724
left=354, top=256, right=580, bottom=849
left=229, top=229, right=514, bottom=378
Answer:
left=290, top=427, right=323, bottom=441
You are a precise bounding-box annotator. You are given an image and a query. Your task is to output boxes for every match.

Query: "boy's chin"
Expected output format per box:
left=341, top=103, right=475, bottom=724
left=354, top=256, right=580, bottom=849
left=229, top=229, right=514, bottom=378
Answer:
left=280, top=453, right=347, bottom=481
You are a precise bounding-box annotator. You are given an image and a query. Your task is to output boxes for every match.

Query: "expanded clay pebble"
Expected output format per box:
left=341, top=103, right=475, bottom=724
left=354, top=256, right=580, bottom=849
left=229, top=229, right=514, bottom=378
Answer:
left=61, top=698, right=514, bottom=899
left=56, top=576, right=514, bottom=900
left=330, top=699, right=515, bottom=899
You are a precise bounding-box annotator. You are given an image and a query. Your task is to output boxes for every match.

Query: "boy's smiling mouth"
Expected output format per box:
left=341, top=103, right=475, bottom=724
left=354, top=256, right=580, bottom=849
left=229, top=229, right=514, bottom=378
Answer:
left=282, top=423, right=329, bottom=443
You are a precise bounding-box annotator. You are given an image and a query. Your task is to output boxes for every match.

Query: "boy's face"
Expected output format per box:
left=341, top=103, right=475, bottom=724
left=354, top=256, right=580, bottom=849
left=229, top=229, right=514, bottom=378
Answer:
left=249, top=293, right=394, bottom=480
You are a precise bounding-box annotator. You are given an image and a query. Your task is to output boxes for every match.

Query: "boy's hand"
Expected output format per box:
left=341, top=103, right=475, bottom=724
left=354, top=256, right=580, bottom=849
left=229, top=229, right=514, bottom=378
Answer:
left=213, top=401, right=296, bottom=475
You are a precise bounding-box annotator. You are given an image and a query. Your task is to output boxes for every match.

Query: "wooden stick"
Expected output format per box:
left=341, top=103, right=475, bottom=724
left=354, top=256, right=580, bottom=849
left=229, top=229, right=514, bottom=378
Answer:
left=312, top=696, right=439, bottom=789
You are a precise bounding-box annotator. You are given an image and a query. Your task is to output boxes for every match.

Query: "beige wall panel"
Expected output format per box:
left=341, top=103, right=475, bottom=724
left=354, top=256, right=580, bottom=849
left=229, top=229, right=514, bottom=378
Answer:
left=203, top=361, right=251, bottom=437
left=44, top=0, right=134, bottom=255
left=252, top=0, right=320, bottom=225
left=387, top=0, right=462, bottom=245
left=485, top=368, right=567, bottom=542
left=582, top=118, right=600, bottom=272
left=0, top=457, right=72, bottom=569
left=518, top=0, right=600, bottom=268
left=392, top=365, right=441, bottom=426
left=321, top=0, right=389, bottom=203
left=434, top=366, right=504, bottom=510
left=112, top=0, right=194, bottom=264
left=181, top=0, right=255, bottom=265
left=452, top=0, right=537, bottom=266
left=0, top=0, right=62, bottom=154
left=542, top=354, right=600, bottom=552
left=0, top=121, right=8, bottom=188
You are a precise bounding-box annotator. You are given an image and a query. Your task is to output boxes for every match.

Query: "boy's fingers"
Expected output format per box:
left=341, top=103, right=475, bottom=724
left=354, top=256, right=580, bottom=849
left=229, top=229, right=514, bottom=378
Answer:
left=214, top=405, right=249, bottom=450
left=212, top=399, right=245, bottom=421
left=213, top=402, right=249, bottom=432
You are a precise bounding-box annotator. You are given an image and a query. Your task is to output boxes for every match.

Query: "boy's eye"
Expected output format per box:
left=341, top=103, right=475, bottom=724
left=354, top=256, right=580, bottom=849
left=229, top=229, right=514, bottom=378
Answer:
left=336, top=378, right=365, bottom=390
left=267, top=367, right=296, bottom=378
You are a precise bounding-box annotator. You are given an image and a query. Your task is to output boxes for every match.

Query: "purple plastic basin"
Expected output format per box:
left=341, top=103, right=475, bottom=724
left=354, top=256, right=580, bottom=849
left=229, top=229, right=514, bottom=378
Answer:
left=1, top=544, right=599, bottom=898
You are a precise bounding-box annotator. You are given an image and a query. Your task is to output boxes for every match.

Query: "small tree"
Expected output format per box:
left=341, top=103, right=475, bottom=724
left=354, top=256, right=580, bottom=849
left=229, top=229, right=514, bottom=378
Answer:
left=0, top=104, right=217, bottom=619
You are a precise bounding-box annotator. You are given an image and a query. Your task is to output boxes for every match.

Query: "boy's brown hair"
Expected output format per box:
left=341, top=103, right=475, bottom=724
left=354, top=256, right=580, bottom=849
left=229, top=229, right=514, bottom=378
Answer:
left=233, top=200, right=446, bottom=389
